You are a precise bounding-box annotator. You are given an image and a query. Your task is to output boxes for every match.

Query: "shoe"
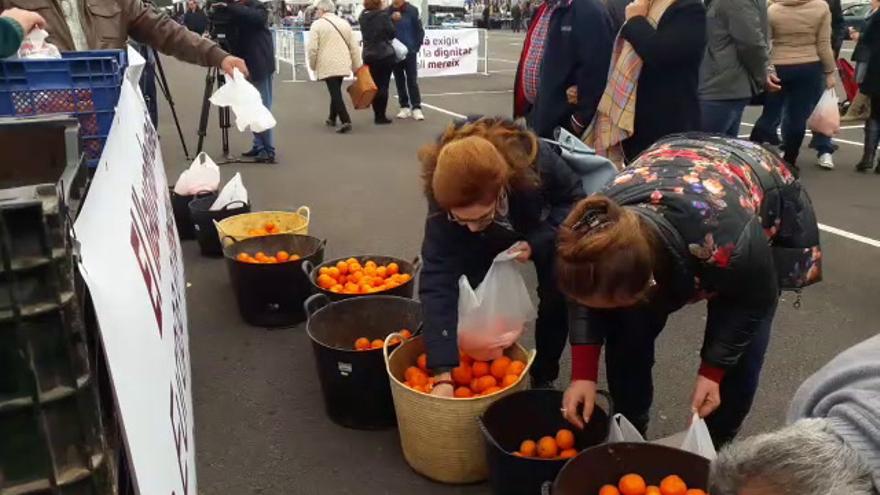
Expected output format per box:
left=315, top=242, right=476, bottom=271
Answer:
left=856, top=119, right=880, bottom=172
left=256, top=151, right=276, bottom=164
left=412, top=108, right=425, bottom=121
left=816, top=153, right=834, bottom=170
left=325, top=118, right=336, bottom=127
left=396, top=108, right=412, bottom=119
left=375, top=117, right=393, bottom=125
left=783, top=151, right=800, bottom=178
left=337, top=123, right=352, bottom=134
left=241, top=148, right=261, bottom=158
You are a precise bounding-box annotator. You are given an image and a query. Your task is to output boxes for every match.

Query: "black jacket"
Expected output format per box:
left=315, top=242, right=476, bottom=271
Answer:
left=859, top=11, right=880, bottom=96
left=183, top=9, right=209, bottom=34
left=389, top=2, right=424, bottom=53
left=359, top=9, right=396, bottom=65
left=227, top=0, right=275, bottom=82
left=514, top=0, right=615, bottom=138
left=619, top=0, right=706, bottom=160
left=420, top=136, right=585, bottom=369
left=569, top=135, right=821, bottom=369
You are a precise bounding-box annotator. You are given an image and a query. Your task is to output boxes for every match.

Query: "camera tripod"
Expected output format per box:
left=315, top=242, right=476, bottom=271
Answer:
left=139, top=44, right=191, bottom=160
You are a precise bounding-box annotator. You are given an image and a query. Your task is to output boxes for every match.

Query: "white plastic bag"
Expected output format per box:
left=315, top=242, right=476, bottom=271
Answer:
left=457, top=246, right=536, bottom=361
left=607, top=413, right=646, bottom=443
left=391, top=38, right=408, bottom=62
left=807, top=88, right=840, bottom=136
left=210, top=173, right=248, bottom=211
left=681, top=413, right=717, bottom=460
left=17, top=29, right=61, bottom=59
left=173, top=152, right=220, bottom=196
left=209, top=68, right=277, bottom=133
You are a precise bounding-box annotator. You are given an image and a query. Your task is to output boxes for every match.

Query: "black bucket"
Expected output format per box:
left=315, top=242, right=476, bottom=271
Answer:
left=302, top=255, right=421, bottom=302
left=189, top=195, right=250, bottom=256
left=223, top=234, right=326, bottom=327
left=304, top=294, right=421, bottom=429
left=479, top=389, right=612, bottom=495
left=546, top=443, right=710, bottom=495
left=169, top=187, right=214, bottom=240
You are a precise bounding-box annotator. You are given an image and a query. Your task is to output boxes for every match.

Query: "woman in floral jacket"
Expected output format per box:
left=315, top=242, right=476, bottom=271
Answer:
left=556, top=133, right=821, bottom=447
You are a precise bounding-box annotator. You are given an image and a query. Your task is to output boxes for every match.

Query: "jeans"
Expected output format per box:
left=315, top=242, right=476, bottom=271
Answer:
left=751, top=63, right=824, bottom=162
left=529, top=242, right=570, bottom=384
left=700, top=98, right=750, bottom=137
left=251, top=74, right=275, bottom=156
left=324, top=76, right=351, bottom=125
left=370, top=59, right=395, bottom=121
left=597, top=297, right=778, bottom=447
left=393, top=53, right=422, bottom=109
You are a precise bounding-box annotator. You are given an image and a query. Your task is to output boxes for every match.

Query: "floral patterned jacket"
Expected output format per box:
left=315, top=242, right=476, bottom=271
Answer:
left=569, top=134, right=822, bottom=368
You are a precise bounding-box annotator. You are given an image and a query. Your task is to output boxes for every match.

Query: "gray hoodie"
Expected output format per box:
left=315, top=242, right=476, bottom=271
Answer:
left=788, top=334, right=880, bottom=490
left=699, top=0, right=770, bottom=100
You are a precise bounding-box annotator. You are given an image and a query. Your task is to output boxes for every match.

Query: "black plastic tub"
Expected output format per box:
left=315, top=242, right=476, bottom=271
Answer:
left=223, top=234, right=325, bottom=327
left=189, top=195, right=249, bottom=256
left=478, top=389, right=612, bottom=495
left=304, top=294, right=421, bottom=429
left=545, top=442, right=711, bottom=495
left=169, top=187, right=213, bottom=240
left=302, top=255, right=421, bottom=302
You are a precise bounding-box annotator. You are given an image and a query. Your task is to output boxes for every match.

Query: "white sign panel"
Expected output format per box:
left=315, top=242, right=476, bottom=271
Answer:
left=75, top=80, right=195, bottom=494
left=302, top=28, right=480, bottom=80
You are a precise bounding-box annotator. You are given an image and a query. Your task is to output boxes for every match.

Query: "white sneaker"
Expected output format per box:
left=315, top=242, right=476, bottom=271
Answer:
left=396, top=108, right=412, bottom=119
left=817, top=153, right=835, bottom=170
left=412, top=109, right=425, bottom=121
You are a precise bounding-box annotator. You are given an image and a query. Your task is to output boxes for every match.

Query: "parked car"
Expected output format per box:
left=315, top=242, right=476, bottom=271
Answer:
left=844, top=2, right=873, bottom=37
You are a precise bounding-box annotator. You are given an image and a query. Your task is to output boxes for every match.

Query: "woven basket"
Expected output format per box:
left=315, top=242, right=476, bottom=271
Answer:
left=215, top=207, right=310, bottom=246
left=383, top=334, right=536, bottom=484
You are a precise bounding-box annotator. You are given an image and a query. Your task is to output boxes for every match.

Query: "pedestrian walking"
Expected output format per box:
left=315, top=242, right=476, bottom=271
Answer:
left=853, top=5, right=880, bottom=172
left=183, top=0, right=208, bottom=34
left=513, top=0, right=615, bottom=138
left=511, top=2, right=522, bottom=32
left=843, top=1, right=878, bottom=122
left=418, top=117, right=585, bottom=395
left=698, top=0, right=772, bottom=137
left=359, top=0, right=397, bottom=125
left=307, top=0, right=363, bottom=134
left=748, top=0, right=836, bottom=173
left=557, top=136, right=821, bottom=447
left=390, top=0, right=426, bottom=121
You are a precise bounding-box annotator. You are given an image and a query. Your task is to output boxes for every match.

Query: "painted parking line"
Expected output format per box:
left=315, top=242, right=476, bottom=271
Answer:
left=488, top=58, right=520, bottom=64
left=420, top=90, right=513, bottom=97
left=421, top=102, right=467, bottom=119
left=740, top=122, right=864, bottom=147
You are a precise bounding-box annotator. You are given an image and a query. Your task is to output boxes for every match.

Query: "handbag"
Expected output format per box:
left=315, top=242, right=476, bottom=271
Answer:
left=391, top=38, right=409, bottom=62
left=541, top=127, right=618, bottom=195
left=347, top=65, right=378, bottom=109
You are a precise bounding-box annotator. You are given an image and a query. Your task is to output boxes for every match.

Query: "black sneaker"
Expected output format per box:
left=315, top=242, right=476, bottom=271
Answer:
left=375, top=117, right=393, bottom=125
left=325, top=118, right=336, bottom=127
left=256, top=151, right=276, bottom=164
left=241, top=148, right=261, bottom=158
left=337, top=123, right=352, bottom=134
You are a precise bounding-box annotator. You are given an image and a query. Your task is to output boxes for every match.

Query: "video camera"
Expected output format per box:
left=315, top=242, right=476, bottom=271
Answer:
left=205, top=0, right=239, bottom=50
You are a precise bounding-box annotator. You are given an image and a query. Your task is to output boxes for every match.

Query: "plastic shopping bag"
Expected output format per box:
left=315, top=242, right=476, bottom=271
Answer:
left=209, top=68, right=277, bottom=133
left=607, top=413, right=646, bottom=443
left=457, top=246, right=536, bottom=361
left=17, top=29, right=61, bottom=59
left=173, top=152, right=220, bottom=196
left=210, top=173, right=248, bottom=211
left=681, top=413, right=717, bottom=460
left=391, top=38, right=408, bottom=62
left=807, top=88, right=840, bottom=136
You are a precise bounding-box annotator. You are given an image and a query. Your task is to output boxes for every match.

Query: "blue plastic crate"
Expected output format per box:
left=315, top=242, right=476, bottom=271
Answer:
left=0, top=50, right=127, bottom=167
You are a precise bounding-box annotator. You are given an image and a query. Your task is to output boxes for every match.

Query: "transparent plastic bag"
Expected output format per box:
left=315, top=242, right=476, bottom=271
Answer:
left=173, top=152, right=220, bottom=196
left=607, top=413, right=646, bottom=443
left=17, top=29, right=60, bottom=59
left=681, top=413, right=717, bottom=460
left=209, top=68, right=277, bottom=133
left=456, top=247, right=536, bottom=361
left=807, top=88, right=840, bottom=136
left=210, top=173, right=248, bottom=211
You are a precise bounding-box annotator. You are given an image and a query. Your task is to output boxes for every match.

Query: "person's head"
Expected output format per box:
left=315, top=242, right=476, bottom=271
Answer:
left=314, top=0, right=335, bottom=16
left=556, top=196, right=656, bottom=309
left=710, top=418, right=875, bottom=495
left=419, top=118, right=540, bottom=232
left=392, top=0, right=406, bottom=9
left=363, top=0, right=383, bottom=10
left=187, top=0, right=197, bottom=11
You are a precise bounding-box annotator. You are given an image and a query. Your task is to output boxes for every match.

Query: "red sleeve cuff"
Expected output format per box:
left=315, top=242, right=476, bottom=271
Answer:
left=698, top=361, right=726, bottom=384
left=571, top=345, right=601, bottom=382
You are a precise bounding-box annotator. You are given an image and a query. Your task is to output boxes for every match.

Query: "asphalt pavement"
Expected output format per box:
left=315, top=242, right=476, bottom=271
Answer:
left=154, top=32, right=880, bottom=495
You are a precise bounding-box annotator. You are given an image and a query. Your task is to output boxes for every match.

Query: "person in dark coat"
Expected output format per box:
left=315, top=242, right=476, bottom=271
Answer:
left=183, top=0, right=209, bottom=34
left=390, top=0, right=426, bottom=120
left=854, top=8, right=880, bottom=172
left=557, top=134, right=822, bottom=447
left=513, top=0, right=615, bottom=138
left=418, top=117, right=585, bottom=393
left=359, top=0, right=396, bottom=124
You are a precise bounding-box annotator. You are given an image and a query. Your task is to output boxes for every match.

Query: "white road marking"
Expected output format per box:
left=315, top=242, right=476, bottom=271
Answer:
left=421, top=102, right=467, bottom=119
left=739, top=122, right=864, bottom=147
left=420, top=90, right=513, bottom=97
left=488, top=58, right=520, bottom=64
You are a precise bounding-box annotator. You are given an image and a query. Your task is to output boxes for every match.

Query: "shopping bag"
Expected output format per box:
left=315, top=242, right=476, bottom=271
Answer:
left=209, top=68, right=277, bottom=133
left=456, top=246, right=536, bottom=361
left=347, top=65, right=378, bottom=110
left=807, top=88, right=840, bottom=136
left=543, top=127, right=618, bottom=195
left=681, top=413, right=717, bottom=460
left=391, top=38, right=409, bottom=62
left=210, top=173, right=248, bottom=211
left=173, top=152, right=220, bottom=196
left=607, top=413, right=646, bottom=443
left=17, top=29, right=61, bottom=59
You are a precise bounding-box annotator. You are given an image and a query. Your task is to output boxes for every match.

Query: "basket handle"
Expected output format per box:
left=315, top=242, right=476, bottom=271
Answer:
left=303, top=293, right=330, bottom=320
left=382, top=332, right=405, bottom=373
left=296, top=205, right=310, bottom=223
left=411, top=254, right=423, bottom=275
left=301, top=259, right=315, bottom=278
left=541, top=481, right=553, bottom=495
left=219, top=234, right=238, bottom=248
left=221, top=200, right=248, bottom=211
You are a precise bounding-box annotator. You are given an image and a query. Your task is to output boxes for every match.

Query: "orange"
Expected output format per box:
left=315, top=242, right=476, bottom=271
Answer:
left=376, top=266, right=387, bottom=278
left=364, top=265, right=377, bottom=277
left=537, top=436, right=558, bottom=459
left=507, top=360, right=526, bottom=376
left=371, top=277, right=385, bottom=287
left=365, top=260, right=377, bottom=269
left=512, top=452, right=523, bottom=457
left=459, top=351, right=474, bottom=366
left=330, top=285, right=343, bottom=293
left=501, top=374, right=518, bottom=387
left=345, top=257, right=358, bottom=264
left=264, top=222, right=277, bottom=233
left=404, top=366, right=421, bottom=382
left=555, top=429, right=575, bottom=450
left=349, top=262, right=362, bottom=273
left=317, top=274, right=335, bottom=289
left=452, top=364, right=473, bottom=386
left=354, top=337, right=370, bottom=350
left=389, top=336, right=401, bottom=346
left=319, top=266, right=330, bottom=275
left=370, top=339, right=384, bottom=349
left=646, top=487, right=661, bottom=495
left=659, top=475, right=687, bottom=495
left=469, top=378, right=480, bottom=393
left=409, top=369, right=429, bottom=387
left=416, top=353, right=428, bottom=371
left=559, top=448, right=577, bottom=459
left=336, top=261, right=349, bottom=274
left=348, top=271, right=364, bottom=283
left=237, top=253, right=249, bottom=262
left=599, top=485, right=621, bottom=495
left=328, top=267, right=340, bottom=279
left=387, top=262, right=400, bottom=275
left=399, top=329, right=413, bottom=340
left=453, top=387, right=473, bottom=398
left=482, top=386, right=501, bottom=395
left=519, top=439, right=537, bottom=457
left=399, top=273, right=412, bottom=283
left=684, top=490, right=705, bottom=495
left=291, top=254, right=301, bottom=261
left=619, top=474, right=647, bottom=495
left=490, top=356, right=512, bottom=379
left=476, top=375, right=497, bottom=392
left=344, top=282, right=359, bottom=293
left=276, top=251, right=290, bottom=262
left=472, top=361, right=490, bottom=378
left=266, top=256, right=278, bottom=264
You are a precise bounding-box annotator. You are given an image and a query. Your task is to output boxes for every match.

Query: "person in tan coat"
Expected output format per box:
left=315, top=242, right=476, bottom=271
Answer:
left=307, top=0, right=362, bottom=134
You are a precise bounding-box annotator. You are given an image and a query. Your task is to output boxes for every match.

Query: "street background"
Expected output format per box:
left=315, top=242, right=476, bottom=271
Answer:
left=155, top=31, right=880, bottom=494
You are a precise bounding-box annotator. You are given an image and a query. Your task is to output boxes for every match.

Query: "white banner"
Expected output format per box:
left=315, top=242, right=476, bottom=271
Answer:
left=301, top=28, right=480, bottom=80
left=75, top=63, right=196, bottom=494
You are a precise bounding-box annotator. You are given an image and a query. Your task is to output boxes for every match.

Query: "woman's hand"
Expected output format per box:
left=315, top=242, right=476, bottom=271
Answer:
left=562, top=380, right=597, bottom=429
left=849, top=27, right=860, bottom=41
left=566, top=85, right=578, bottom=105
left=508, top=241, right=532, bottom=263
left=766, top=72, right=782, bottom=92
left=1, top=8, right=46, bottom=33
left=430, top=371, right=454, bottom=397
left=825, top=72, right=837, bottom=89
left=625, top=0, right=650, bottom=20
left=690, top=375, right=721, bottom=419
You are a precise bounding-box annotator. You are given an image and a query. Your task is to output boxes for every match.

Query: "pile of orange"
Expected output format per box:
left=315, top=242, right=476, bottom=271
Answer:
left=316, top=258, right=412, bottom=295
left=513, top=429, right=578, bottom=460
left=598, top=474, right=707, bottom=495
left=247, top=222, right=281, bottom=237
left=353, top=329, right=413, bottom=350
left=402, top=351, right=526, bottom=397
left=236, top=250, right=301, bottom=264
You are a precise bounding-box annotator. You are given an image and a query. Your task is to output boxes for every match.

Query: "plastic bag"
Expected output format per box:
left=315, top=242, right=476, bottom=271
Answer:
left=173, top=152, right=220, bottom=196
left=210, top=173, right=248, bottom=211
left=607, top=413, right=646, bottom=443
left=457, top=246, right=536, bottom=361
left=17, top=29, right=61, bottom=59
left=681, top=413, right=717, bottom=460
left=209, top=68, right=277, bottom=133
left=391, top=38, right=408, bottom=62
left=807, top=88, right=840, bottom=136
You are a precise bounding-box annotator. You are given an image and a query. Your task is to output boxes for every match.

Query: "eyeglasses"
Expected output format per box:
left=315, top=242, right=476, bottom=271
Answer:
left=447, top=206, right=497, bottom=229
